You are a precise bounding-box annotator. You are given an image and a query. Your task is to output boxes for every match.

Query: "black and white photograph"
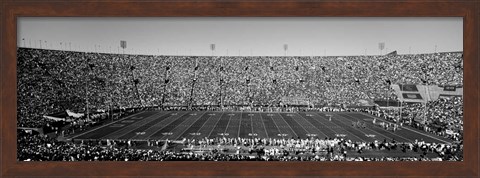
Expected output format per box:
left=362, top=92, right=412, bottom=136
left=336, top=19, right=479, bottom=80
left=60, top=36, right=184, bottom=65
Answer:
left=17, top=17, right=463, bottom=162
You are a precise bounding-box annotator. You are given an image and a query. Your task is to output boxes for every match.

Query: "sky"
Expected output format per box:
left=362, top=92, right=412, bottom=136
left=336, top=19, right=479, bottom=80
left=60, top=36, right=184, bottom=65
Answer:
left=17, top=17, right=462, bottom=56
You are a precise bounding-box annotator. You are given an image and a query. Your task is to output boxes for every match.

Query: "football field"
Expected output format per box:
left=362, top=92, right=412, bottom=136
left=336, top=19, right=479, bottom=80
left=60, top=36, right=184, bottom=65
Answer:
left=72, top=111, right=451, bottom=144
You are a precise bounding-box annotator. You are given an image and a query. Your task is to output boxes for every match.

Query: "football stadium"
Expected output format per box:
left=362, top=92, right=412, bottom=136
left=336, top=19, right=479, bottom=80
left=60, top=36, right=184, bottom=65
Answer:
left=17, top=47, right=463, bottom=161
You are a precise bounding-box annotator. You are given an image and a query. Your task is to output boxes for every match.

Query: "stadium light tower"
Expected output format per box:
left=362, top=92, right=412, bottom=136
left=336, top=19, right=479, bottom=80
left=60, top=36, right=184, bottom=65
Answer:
left=210, top=43, right=216, bottom=66
left=211, top=43, right=224, bottom=108
left=108, top=59, right=114, bottom=121
left=120, top=41, right=126, bottom=55
left=162, top=59, right=171, bottom=108
left=210, top=44, right=215, bottom=56
left=283, top=44, right=288, bottom=56
left=379, top=42, right=385, bottom=55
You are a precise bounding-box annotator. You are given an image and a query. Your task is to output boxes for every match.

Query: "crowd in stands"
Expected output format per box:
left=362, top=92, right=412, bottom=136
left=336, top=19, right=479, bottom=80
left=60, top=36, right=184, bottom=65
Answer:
left=17, top=129, right=461, bottom=161
left=17, top=48, right=463, bottom=161
left=17, top=48, right=463, bottom=129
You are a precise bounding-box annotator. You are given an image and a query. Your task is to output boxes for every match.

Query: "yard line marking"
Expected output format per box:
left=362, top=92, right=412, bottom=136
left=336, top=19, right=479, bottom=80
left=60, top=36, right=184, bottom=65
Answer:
left=328, top=113, right=374, bottom=141
left=142, top=111, right=192, bottom=140
left=312, top=112, right=365, bottom=142
left=190, top=112, right=214, bottom=138
left=102, top=111, right=167, bottom=139
left=130, top=114, right=183, bottom=140
left=111, top=112, right=171, bottom=139
left=69, top=111, right=146, bottom=139
left=276, top=113, right=298, bottom=138
left=237, top=112, right=243, bottom=138
left=358, top=112, right=449, bottom=144
left=305, top=112, right=338, bottom=136
left=259, top=113, right=269, bottom=138
left=268, top=113, right=284, bottom=139
left=174, top=112, right=210, bottom=140
left=341, top=113, right=414, bottom=142
left=188, top=112, right=214, bottom=139
left=284, top=113, right=311, bottom=138
left=222, top=113, right=233, bottom=137
left=250, top=114, right=255, bottom=137
left=296, top=113, right=328, bottom=138
left=336, top=113, right=395, bottom=141
left=162, top=111, right=206, bottom=140
left=206, top=112, right=225, bottom=138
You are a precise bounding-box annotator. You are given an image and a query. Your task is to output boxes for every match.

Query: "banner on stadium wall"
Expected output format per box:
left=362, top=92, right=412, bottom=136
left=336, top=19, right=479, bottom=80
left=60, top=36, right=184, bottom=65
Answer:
left=66, top=110, right=84, bottom=118
left=373, top=100, right=401, bottom=107
left=398, top=84, right=419, bottom=92
left=438, top=94, right=462, bottom=99
left=43, top=115, right=65, bottom=122
left=42, top=111, right=68, bottom=122
left=402, top=93, right=423, bottom=99
left=43, top=110, right=77, bottom=122
left=443, top=86, right=457, bottom=91
left=357, top=99, right=375, bottom=106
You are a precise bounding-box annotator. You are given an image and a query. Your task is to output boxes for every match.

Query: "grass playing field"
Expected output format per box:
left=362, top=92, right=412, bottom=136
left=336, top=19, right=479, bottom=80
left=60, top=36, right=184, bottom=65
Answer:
left=72, top=111, right=451, bottom=144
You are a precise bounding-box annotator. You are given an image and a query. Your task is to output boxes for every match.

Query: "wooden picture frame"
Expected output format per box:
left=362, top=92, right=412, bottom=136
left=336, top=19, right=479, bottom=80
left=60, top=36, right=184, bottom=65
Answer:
left=1, top=0, right=478, bottom=177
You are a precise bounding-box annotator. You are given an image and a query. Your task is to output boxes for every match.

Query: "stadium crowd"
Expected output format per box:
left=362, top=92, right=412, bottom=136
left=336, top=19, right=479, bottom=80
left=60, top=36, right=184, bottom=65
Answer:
left=17, top=129, right=461, bottom=161
left=17, top=48, right=463, bottom=128
left=17, top=48, right=463, bottom=161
